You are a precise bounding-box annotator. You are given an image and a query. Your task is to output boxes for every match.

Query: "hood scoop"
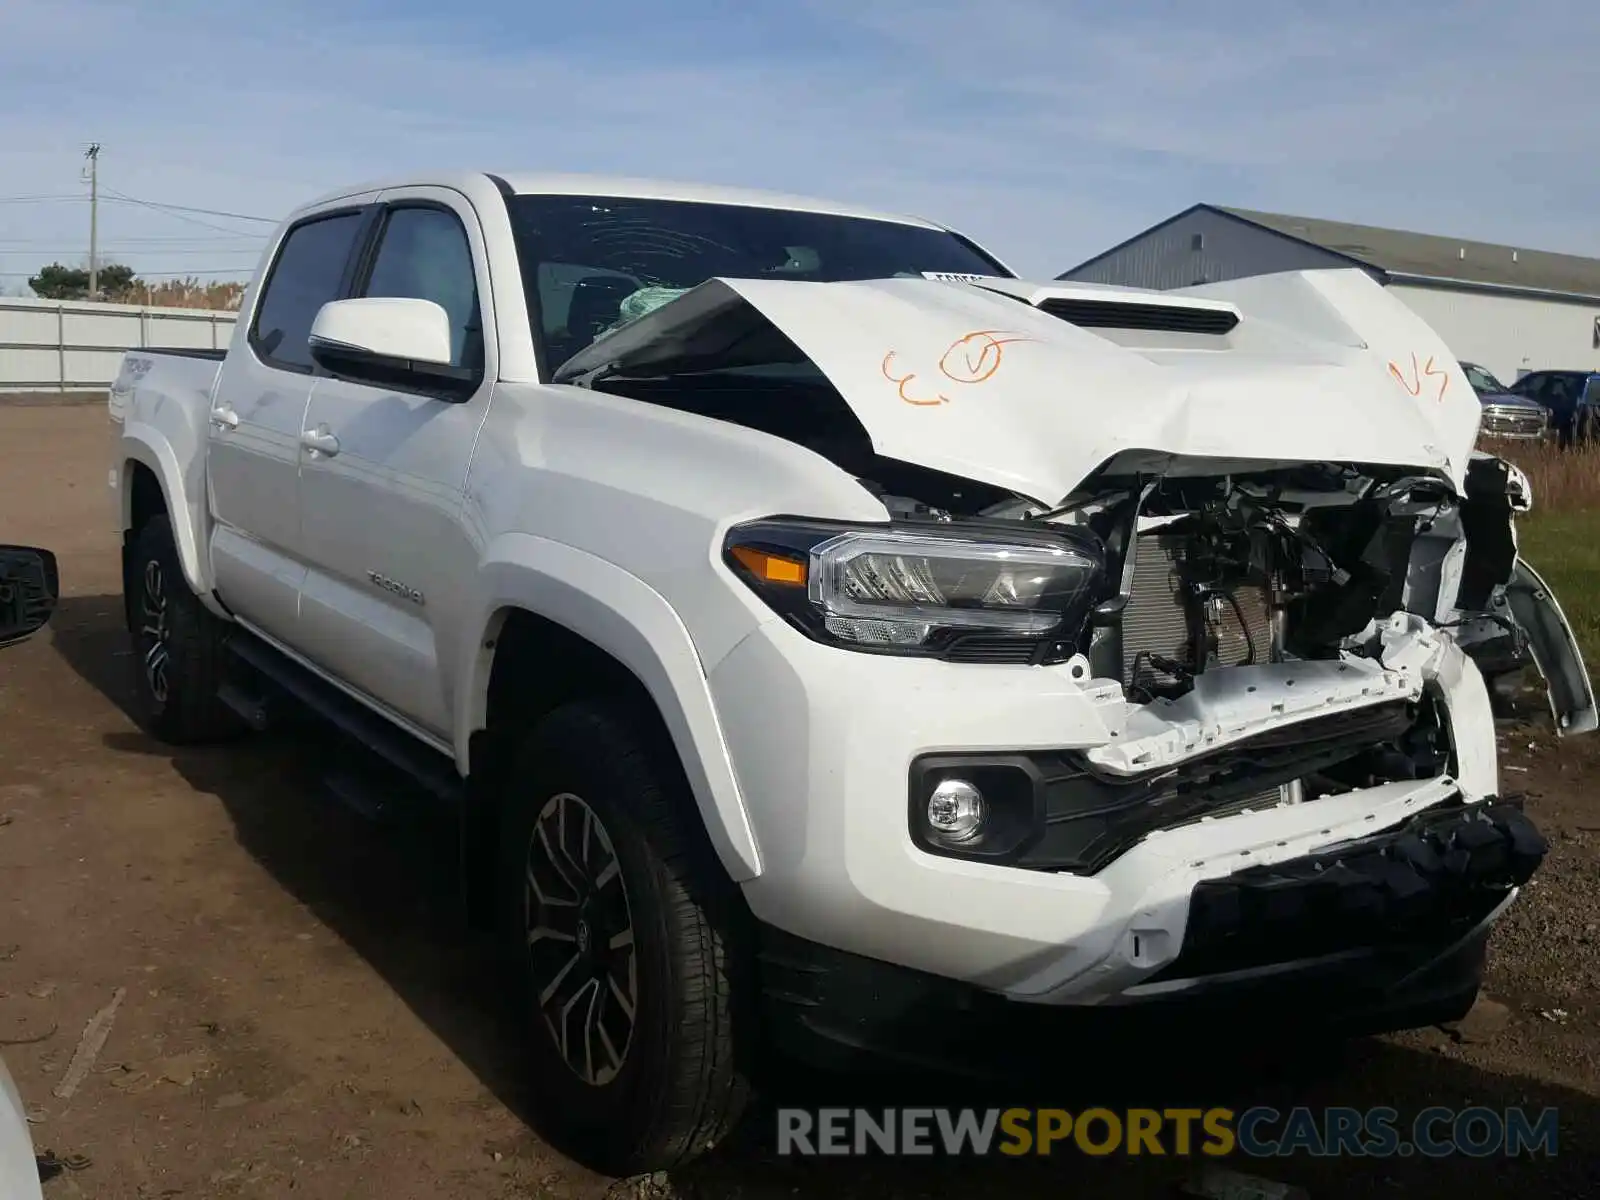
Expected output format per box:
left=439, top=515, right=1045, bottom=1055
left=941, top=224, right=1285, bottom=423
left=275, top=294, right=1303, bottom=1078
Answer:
left=963, top=277, right=1243, bottom=336
left=1035, top=297, right=1239, bottom=335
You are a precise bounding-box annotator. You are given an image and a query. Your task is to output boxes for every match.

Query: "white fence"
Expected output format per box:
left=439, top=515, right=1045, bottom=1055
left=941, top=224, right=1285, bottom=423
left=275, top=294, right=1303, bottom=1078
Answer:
left=0, top=297, right=238, bottom=393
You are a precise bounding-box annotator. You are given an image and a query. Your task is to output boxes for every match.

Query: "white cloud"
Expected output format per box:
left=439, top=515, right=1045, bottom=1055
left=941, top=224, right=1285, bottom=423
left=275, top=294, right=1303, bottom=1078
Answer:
left=0, top=0, right=1594, bottom=291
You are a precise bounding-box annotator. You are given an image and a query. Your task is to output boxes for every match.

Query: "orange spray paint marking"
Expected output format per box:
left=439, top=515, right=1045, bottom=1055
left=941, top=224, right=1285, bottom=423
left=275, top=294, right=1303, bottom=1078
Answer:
left=883, top=330, right=1031, bottom=407
left=938, top=329, right=1029, bottom=384
left=1389, top=352, right=1450, bottom=403
left=881, top=350, right=949, bottom=406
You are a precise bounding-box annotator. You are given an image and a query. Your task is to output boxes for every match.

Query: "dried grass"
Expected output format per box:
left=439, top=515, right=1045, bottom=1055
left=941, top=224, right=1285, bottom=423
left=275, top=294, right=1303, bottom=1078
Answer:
left=106, top=277, right=245, bottom=312
left=1480, top=436, right=1600, bottom=516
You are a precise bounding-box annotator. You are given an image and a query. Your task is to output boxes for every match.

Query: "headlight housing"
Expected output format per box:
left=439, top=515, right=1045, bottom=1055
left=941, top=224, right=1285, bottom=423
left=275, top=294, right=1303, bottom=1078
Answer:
left=722, top=518, right=1106, bottom=660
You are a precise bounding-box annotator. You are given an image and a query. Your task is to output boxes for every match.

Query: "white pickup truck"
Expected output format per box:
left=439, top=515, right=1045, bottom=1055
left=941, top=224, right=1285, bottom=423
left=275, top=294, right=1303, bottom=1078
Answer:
left=108, top=172, right=1591, bottom=1173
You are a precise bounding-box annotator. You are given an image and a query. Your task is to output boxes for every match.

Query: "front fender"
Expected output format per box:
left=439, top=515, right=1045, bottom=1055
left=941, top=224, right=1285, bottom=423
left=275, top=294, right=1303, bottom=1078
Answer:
left=457, top=533, right=762, bottom=882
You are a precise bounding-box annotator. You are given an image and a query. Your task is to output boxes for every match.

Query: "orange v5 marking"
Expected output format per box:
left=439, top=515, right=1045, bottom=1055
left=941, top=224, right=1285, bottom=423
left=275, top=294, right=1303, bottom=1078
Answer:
left=883, top=329, right=1032, bottom=407
left=1388, top=352, right=1450, bottom=403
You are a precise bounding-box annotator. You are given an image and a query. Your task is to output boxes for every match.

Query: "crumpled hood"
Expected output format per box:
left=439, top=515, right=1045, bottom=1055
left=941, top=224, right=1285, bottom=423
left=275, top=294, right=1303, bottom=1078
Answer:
left=555, top=267, right=1483, bottom=502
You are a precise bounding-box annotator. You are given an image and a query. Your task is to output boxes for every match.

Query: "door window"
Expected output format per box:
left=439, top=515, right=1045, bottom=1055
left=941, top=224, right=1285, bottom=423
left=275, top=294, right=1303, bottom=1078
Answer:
left=249, top=211, right=366, bottom=373
left=1544, top=374, right=1579, bottom=416
left=1509, top=373, right=1544, bottom=399
left=362, top=206, right=483, bottom=372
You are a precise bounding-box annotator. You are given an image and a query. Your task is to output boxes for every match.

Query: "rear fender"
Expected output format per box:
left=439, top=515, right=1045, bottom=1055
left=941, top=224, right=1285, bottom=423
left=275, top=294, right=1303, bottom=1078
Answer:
left=115, top=441, right=208, bottom=587
left=111, top=354, right=222, bottom=614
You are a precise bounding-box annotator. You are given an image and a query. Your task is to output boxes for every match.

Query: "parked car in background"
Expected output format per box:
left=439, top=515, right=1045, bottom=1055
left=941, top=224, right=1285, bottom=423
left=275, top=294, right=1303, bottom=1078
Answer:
left=1506, top=369, right=1600, bottom=445
left=1459, top=361, right=1550, bottom=441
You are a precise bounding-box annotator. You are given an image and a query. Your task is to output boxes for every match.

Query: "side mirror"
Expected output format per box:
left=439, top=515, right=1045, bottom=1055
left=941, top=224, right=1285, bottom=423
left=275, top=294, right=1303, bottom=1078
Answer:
left=0, top=545, right=59, bottom=648
left=307, top=298, right=476, bottom=398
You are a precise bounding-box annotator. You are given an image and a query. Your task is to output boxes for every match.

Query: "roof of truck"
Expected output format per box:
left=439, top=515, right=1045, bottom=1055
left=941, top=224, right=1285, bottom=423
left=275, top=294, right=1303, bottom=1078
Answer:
left=293, top=171, right=949, bottom=232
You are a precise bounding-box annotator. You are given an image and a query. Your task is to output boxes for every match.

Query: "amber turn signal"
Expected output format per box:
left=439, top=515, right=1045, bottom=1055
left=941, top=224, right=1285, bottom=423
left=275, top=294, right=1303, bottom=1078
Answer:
left=729, top=545, right=807, bottom=586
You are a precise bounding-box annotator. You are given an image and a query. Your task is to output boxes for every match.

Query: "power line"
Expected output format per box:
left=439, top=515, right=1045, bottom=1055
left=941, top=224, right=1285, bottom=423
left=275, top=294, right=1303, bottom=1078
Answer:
left=101, top=188, right=276, bottom=227
left=104, top=194, right=277, bottom=223
left=0, top=192, right=277, bottom=224
left=99, top=189, right=267, bottom=237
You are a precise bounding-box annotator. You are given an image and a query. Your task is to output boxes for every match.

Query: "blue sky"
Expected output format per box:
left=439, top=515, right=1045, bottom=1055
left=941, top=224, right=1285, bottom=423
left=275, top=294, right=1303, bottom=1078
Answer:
left=1, top=0, right=1595, bottom=293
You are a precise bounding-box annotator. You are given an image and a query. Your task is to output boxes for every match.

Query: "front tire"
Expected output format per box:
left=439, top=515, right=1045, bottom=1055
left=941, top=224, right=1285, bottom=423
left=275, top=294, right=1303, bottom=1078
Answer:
left=125, top=514, right=245, bottom=745
left=496, top=701, right=753, bottom=1176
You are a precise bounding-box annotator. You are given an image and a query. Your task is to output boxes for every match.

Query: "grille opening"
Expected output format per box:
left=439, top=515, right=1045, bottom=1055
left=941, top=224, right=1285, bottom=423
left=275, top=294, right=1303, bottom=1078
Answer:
left=1039, top=298, right=1239, bottom=335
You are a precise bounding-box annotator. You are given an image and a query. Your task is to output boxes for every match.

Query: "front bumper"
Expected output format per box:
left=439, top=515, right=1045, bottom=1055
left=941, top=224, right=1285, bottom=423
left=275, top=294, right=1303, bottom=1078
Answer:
left=708, top=613, right=1512, bottom=1001
left=755, top=799, right=1544, bottom=1076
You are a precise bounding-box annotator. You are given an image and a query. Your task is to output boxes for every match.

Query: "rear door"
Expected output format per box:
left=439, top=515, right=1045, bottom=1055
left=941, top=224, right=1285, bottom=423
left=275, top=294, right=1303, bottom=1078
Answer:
left=207, top=205, right=374, bottom=639
left=292, top=190, right=494, bottom=739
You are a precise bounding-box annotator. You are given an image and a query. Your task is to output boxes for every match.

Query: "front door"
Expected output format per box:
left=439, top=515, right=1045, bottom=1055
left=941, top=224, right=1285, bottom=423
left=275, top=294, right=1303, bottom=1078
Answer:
left=206, top=207, right=371, bottom=640
left=293, top=192, right=494, bottom=739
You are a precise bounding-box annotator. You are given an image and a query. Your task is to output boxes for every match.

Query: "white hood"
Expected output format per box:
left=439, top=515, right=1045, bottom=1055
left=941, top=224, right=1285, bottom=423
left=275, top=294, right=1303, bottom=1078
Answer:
left=554, top=267, right=1482, bottom=502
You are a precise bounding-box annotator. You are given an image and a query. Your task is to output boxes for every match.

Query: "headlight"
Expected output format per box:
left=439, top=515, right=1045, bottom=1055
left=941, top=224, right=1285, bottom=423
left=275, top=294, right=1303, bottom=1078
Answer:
left=722, top=518, right=1106, bottom=659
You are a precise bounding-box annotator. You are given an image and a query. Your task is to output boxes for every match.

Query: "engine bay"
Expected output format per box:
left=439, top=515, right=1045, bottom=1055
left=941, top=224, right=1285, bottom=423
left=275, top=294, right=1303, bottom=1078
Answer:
left=866, top=455, right=1529, bottom=695
left=859, top=454, right=1541, bottom=828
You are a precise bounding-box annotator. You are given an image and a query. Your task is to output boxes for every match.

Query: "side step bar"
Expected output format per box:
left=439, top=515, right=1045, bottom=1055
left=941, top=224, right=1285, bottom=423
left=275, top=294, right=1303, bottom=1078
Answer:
left=224, top=629, right=465, bottom=806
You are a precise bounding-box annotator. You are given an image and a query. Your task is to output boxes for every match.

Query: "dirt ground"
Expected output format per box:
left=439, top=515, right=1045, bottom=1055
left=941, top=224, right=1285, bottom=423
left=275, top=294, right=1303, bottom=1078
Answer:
left=1, top=401, right=1597, bottom=1199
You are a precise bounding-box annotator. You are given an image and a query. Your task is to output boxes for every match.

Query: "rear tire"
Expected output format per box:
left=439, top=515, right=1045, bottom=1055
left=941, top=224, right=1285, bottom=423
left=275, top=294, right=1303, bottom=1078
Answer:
left=496, top=701, right=753, bottom=1176
left=125, top=514, right=245, bottom=745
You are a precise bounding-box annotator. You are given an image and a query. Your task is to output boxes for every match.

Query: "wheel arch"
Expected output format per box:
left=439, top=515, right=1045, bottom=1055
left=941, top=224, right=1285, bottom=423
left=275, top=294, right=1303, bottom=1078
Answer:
left=459, top=534, right=763, bottom=884
left=115, top=429, right=217, bottom=608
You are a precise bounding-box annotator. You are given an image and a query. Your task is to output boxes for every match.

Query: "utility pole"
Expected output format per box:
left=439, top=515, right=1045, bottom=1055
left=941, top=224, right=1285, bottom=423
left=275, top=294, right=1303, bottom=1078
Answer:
left=84, top=143, right=100, bottom=299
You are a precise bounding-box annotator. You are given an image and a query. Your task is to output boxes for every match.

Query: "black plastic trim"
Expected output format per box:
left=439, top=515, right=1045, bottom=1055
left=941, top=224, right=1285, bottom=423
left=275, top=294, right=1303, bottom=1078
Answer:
left=1148, top=797, right=1544, bottom=982
left=225, top=627, right=464, bottom=805
left=126, top=347, right=227, bottom=362
left=754, top=911, right=1490, bottom=1080
left=907, top=755, right=1044, bottom=861
left=906, top=699, right=1419, bottom=874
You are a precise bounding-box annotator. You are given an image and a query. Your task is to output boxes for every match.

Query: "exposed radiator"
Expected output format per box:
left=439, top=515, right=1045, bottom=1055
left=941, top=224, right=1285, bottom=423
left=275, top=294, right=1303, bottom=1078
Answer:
left=1210, top=583, right=1273, bottom=667
left=1120, top=534, right=1191, bottom=694
left=1119, top=530, right=1289, bottom=808
left=1119, top=532, right=1276, bottom=692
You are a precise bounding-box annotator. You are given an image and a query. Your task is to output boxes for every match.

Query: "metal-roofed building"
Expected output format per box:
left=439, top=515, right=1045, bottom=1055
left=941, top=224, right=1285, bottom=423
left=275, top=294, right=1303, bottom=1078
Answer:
left=1058, top=204, right=1600, bottom=383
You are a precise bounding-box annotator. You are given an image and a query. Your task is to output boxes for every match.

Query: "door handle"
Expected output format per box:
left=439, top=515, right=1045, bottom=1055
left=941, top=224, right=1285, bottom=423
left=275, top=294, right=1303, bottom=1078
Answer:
left=210, top=407, right=239, bottom=430
left=300, top=427, right=340, bottom=457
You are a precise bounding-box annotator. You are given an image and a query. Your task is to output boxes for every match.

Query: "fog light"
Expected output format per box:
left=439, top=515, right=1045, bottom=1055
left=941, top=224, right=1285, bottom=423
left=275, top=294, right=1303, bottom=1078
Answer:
left=927, top=778, right=986, bottom=842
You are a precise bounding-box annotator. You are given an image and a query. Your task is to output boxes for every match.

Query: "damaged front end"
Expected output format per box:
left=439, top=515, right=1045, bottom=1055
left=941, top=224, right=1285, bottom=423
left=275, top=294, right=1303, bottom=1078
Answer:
left=720, top=452, right=1591, bottom=883
left=560, top=269, right=1593, bottom=877
left=972, top=452, right=1591, bottom=878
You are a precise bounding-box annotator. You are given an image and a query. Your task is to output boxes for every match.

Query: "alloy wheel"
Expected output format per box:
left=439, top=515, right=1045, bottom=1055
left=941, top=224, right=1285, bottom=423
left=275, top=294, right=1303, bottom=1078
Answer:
left=139, top=559, right=171, bottom=704
left=524, top=791, right=638, bottom=1086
